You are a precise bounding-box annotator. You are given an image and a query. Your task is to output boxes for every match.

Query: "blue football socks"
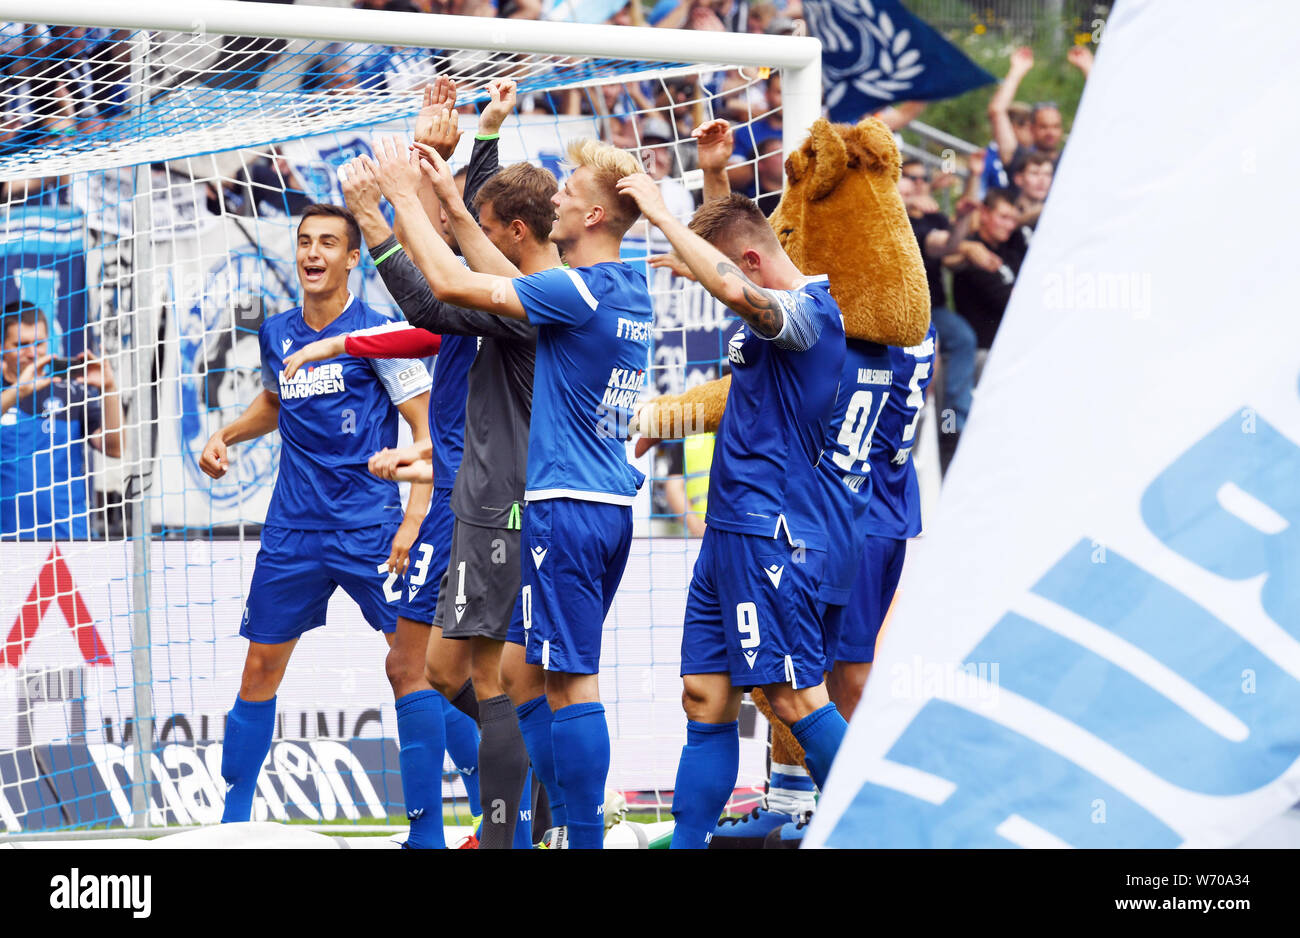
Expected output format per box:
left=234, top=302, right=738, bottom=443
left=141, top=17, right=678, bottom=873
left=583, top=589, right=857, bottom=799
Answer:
left=551, top=702, right=610, bottom=849
left=395, top=689, right=448, bottom=849
left=669, top=719, right=739, bottom=849
left=791, top=703, right=848, bottom=791
left=220, top=695, right=276, bottom=823
left=442, top=703, right=482, bottom=817
left=516, top=694, right=566, bottom=829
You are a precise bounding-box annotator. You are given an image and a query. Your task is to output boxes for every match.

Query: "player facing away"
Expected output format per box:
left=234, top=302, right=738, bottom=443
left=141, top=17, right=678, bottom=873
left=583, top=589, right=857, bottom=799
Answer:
left=369, top=134, right=652, bottom=849
left=826, top=326, right=936, bottom=718
left=713, top=330, right=929, bottom=846
left=283, top=88, right=560, bottom=848
left=615, top=180, right=849, bottom=849
left=759, top=325, right=938, bottom=848
left=199, top=204, right=434, bottom=828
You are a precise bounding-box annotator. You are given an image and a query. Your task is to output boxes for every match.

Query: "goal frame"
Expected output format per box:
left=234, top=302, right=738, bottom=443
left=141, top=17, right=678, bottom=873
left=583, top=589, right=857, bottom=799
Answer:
left=0, top=0, right=824, bottom=158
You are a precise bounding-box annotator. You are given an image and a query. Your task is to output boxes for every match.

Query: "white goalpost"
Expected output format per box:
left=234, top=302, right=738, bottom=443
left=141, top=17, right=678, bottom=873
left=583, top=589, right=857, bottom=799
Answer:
left=0, top=0, right=822, bottom=837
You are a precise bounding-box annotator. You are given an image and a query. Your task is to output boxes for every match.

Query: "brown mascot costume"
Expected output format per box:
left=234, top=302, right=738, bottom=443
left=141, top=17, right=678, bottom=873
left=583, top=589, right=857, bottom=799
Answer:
left=637, top=116, right=930, bottom=843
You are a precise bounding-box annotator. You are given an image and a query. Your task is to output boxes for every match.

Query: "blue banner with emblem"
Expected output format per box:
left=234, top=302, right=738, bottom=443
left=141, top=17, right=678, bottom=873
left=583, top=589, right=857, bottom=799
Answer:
left=802, top=0, right=994, bottom=122
left=0, top=206, right=89, bottom=357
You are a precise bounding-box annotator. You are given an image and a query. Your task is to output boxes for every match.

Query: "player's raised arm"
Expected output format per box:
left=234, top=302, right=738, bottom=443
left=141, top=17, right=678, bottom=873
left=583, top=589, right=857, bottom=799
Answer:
left=369, top=137, right=526, bottom=320
left=407, top=77, right=463, bottom=237
left=415, top=141, right=520, bottom=278
left=617, top=174, right=794, bottom=341
left=282, top=323, right=442, bottom=379
left=693, top=118, right=735, bottom=203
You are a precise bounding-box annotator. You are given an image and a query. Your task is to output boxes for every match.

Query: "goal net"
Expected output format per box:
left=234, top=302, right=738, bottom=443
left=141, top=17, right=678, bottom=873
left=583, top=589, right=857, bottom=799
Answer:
left=0, top=3, right=819, bottom=833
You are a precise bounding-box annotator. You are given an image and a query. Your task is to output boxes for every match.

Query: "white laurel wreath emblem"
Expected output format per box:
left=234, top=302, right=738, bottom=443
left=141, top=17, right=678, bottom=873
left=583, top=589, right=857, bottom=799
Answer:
left=812, top=0, right=926, bottom=110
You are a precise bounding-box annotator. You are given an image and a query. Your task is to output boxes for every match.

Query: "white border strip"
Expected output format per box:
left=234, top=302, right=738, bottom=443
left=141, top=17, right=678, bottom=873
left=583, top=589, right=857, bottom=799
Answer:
left=0, top=0, right=822, bottom=69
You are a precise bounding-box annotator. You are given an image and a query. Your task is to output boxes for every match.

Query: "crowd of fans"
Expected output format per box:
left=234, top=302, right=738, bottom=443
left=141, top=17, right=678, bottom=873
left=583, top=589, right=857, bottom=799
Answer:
left=0, top=25, right=131, bottom=158
left=902, top=43, right=1092, bottom=472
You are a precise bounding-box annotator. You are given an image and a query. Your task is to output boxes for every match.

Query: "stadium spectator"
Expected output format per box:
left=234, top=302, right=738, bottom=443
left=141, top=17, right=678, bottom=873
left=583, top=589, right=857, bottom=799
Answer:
left=733, top=72, right=781, bottom=162
left=638, top=115, right=693, bottom=220
left=898, top=157, right=977, bottom=469
left=649, top=0, right=751, bottom=32
left=977, top=101, right=1032, bottom=198
left=244, top=151, right=314, bottom=218
left=1067, top=43, right=1094, bottom=79
left=1, top=25, right=78, bottom=153
left=1010, top=150, right=1054, bottom=229
left=988, top=47, right=1065, bottom=168
left=947, top=188, right=1028, bottom=353
left=1, top=301, right=123, bottom=540
left=753, top=136, right=784, bottom=216
left=42, top=27, right=129, bottom=125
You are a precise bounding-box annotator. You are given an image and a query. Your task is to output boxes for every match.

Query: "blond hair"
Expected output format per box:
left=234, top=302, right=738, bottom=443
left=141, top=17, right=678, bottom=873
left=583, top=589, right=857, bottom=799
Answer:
left=565, top=137, right=642, bottom=233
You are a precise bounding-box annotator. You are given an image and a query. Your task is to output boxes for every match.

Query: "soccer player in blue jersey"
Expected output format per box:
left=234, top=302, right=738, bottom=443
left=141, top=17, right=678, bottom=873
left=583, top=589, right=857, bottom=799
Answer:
left=368, top=134, right=652, bottom=849
left=826, top=325, right=936, bottom=719
left=616, top=178, right=850, bottom=849
left=761, top=326, right=938, bottom=848
left=199, top=204, right=437, bottom=834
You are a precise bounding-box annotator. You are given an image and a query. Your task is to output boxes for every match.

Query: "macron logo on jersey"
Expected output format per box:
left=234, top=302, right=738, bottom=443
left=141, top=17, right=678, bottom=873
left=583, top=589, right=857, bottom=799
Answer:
left=616, top=317, right=653, bottom=342
left=281, top=337, right=292, bottom=354
left=765, top=563, right=784, bottom=589
left=279, top=362, right=346, bottom=399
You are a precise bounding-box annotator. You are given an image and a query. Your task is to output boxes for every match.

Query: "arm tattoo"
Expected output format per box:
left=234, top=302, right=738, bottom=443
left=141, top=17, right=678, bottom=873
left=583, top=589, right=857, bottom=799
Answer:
left=717, top=261, right=785, bottom=337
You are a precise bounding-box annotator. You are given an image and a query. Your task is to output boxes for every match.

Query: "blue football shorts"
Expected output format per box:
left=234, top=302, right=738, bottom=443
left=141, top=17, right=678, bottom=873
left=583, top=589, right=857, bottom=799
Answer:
left=241, top=521, right=404, bottom=644
left=826, top=534, right=907, bottom=664
left=394, top=487, right=455, bottom=626
left=680, top=527, right=828, bottom=690
left=521, top=498, right=633, bottom=674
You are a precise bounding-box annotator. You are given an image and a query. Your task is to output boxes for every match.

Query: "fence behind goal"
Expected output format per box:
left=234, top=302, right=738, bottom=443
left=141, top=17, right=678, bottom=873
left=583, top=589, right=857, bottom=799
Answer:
left=0, top=3, right=821, bottom=833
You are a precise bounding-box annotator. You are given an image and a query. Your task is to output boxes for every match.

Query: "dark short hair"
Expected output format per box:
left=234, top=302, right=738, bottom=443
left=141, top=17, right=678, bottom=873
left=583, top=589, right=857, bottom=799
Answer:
left=983, top=187, right=1018, bottom=211
left=689, top=192, right=777, bottom=251
left=297, top=203, right=361, bottom=251
left=473, top=162, right=559, bottom=245
left=2, top=300, right=47, bottom=345
left=1010, top=150, right=1055, bottom=175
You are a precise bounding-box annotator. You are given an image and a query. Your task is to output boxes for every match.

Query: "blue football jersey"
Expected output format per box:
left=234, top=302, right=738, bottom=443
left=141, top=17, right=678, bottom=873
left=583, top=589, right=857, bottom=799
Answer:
left=429, top=333, right=475, bottom=491
left=705, top=276, right=846, bottom=550
left=817, top=338, right=896, bottom=602
left=0, top=379, right=100, bottom=540
left=864, top=324, right=936, bottom=540
left=514, top=263, right=652, bottom=504
left=259, top=296, right=432, bottom=529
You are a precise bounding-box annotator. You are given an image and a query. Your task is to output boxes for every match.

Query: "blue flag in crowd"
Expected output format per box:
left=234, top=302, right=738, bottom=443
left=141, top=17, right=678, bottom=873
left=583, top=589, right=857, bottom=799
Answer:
left=802, top=0, right=994, bottom=122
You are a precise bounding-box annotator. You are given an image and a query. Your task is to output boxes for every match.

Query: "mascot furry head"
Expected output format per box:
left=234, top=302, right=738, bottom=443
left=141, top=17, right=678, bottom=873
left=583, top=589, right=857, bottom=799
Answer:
left=637, top=115, right=930, bottom=438
left=771, top=116, right=930, bottom=345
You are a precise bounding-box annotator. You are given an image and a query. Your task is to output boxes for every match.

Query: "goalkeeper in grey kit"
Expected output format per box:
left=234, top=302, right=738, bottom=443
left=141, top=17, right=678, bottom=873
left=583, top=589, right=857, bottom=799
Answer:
left=284, top=78, right=560, bottom=848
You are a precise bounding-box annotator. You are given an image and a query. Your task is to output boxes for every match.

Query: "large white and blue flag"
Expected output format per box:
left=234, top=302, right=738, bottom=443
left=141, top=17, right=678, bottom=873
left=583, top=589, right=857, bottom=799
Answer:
left=802, top=0, right=993, bottom=122
left=807, top=0, right=1300, bottom=849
